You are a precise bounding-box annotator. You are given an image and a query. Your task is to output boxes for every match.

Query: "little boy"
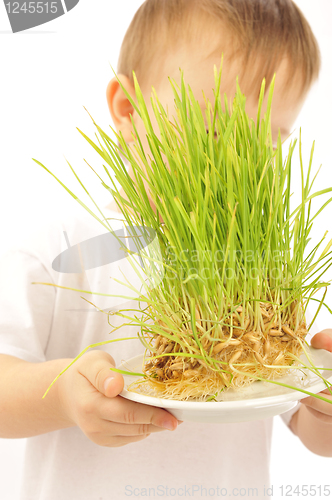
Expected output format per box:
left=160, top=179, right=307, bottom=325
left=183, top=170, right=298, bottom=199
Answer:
left=0, top=1, right=331, bottom=500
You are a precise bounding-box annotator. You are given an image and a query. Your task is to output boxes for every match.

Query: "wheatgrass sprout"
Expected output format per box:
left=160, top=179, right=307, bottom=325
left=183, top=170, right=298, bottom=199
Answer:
left=34, top=60, right=332, bottom=403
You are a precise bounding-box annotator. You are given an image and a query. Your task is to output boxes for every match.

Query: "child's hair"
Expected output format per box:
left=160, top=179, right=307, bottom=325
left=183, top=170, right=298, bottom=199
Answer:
left=117, top=0, right=320, bottom=98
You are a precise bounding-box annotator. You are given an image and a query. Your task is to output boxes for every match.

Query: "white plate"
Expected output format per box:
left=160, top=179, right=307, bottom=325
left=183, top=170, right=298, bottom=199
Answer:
left=118, top=347, right=332, bottom=423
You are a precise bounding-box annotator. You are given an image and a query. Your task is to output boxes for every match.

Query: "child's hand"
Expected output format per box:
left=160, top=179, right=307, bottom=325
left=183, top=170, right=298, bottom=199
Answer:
left=300, top=329, right=332, bottom=424
left=57, top=350, right=181, bottom=447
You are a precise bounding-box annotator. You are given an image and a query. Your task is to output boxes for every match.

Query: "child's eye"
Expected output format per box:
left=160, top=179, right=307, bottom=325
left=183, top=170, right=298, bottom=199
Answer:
left=205, top=129, right=218, bottom=137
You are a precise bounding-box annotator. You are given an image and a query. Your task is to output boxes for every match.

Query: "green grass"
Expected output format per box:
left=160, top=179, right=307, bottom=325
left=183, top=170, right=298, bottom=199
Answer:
left=34, top=58, right=332, bottom=402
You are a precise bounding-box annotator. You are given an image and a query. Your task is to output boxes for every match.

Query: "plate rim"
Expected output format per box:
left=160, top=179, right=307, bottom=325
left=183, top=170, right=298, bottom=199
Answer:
left=118, top=348, right=332, bottom=410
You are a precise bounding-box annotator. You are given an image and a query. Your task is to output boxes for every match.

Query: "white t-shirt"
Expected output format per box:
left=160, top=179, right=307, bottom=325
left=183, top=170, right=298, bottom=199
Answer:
left=0, top=205, right=319, bottom=500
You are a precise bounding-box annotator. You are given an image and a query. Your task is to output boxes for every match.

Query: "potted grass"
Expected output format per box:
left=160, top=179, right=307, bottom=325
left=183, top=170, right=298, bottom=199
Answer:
left=35, top=61, right=332, bottom=404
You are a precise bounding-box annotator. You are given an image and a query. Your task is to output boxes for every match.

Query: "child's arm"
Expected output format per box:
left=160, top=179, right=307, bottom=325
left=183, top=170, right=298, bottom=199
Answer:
left=0, top=353, right=76, bottom=437
left=0, top=350, right=180, bottom=445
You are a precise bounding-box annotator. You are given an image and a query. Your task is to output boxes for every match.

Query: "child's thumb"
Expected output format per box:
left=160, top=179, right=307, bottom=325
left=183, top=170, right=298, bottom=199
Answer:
left=81, top=351, right=124, bottom=398
left=103, top=368, right=124, bottom=398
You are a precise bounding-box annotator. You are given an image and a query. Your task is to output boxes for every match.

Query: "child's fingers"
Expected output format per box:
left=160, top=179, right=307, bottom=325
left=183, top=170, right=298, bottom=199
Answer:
left=320, top=387, right=332, bottom=396
left=300, top=394, right=332, bottom=422
left=98, top=395, right=179, bottom=431
left=301, top=405, right=332, bottom=424
left=95, top=418, right=167, bottom=438
left=310, top=330, right=332, bottom=351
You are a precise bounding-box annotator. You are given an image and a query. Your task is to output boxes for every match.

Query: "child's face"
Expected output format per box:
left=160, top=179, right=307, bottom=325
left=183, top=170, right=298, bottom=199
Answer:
left=108, top=43, right=309, bottom=211
left=134, top=47, right=307, bottom=146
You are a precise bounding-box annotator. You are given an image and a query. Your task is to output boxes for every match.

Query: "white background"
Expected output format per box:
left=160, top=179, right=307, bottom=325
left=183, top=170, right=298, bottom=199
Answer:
left=0, top=1, right=332, bottom=499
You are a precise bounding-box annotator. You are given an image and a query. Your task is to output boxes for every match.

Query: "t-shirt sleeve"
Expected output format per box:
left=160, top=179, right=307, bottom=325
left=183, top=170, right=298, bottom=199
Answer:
left=0, top=249, right=55, bottom=363
left=279, top=402, right=300, bottom=433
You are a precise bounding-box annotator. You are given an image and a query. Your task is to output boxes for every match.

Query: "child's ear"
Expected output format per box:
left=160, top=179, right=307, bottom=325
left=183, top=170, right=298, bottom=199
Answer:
left=106, top=74, right=137, bottom=143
